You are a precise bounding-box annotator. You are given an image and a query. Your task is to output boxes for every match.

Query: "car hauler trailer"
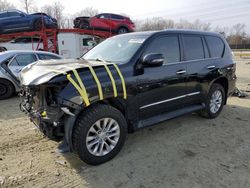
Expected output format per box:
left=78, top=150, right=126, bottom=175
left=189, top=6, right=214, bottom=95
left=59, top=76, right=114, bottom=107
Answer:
left=0, top=28, right=114, bottom=58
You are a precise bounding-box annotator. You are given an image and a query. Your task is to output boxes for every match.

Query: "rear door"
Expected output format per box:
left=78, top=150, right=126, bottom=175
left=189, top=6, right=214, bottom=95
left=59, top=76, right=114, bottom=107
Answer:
left=183, top=34, right=224, bottom=105
left=137, top=34, right=189, bottom=119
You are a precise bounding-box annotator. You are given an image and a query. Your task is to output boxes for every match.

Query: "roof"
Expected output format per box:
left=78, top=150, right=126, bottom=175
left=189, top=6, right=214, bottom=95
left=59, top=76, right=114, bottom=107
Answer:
left=125, top=29, right=222, bottom=37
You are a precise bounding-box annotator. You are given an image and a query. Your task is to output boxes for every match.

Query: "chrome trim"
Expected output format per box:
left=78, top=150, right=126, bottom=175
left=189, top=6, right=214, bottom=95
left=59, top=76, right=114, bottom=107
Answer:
left=140, top=91, right=201, bottom=109
left=176, top=70, right=186, bottom=74
left=207, top=65, right=216, bottom=69
left=152, top=58, right=164, bottom=63
left=162, top=57, right=220, bottom=66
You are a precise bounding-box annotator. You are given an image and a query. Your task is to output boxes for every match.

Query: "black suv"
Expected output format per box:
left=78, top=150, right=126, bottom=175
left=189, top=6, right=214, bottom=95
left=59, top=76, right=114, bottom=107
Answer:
left=19, top=30, right=236, bottom=165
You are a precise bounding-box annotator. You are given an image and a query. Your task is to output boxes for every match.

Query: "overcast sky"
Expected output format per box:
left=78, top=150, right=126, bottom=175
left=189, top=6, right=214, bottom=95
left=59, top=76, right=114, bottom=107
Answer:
left=8, top=0, right=250, bottom=34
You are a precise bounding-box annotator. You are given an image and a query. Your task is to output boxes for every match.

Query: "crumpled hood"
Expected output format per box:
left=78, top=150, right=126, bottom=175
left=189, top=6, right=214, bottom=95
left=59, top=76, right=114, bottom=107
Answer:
left=20, top=59, right=104, bottom=86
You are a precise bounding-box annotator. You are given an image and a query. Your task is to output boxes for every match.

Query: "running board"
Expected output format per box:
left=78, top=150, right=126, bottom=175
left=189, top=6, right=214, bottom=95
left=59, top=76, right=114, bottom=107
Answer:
left=138, top=104, right=204, bottom=129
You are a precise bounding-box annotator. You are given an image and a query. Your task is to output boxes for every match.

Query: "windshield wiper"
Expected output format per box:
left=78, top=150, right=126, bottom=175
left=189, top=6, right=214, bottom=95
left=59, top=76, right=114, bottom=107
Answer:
left=87, top=58, right=111, bottom=63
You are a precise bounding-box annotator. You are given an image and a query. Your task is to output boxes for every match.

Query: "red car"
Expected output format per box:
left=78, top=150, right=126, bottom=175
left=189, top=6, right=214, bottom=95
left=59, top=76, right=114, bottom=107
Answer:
left=73, top=13, right=135, bottom=34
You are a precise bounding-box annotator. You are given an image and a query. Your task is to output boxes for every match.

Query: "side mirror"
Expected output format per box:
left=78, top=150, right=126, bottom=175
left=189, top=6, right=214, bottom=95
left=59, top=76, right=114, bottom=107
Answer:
left=142, top=53, right=164, bottom=67
left=20, top=13, right=25, bottom=17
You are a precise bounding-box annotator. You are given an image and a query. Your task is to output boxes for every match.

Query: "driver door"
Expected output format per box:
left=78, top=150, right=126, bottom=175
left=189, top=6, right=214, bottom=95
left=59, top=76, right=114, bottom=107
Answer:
left=137, top=34, right=188, bottom=119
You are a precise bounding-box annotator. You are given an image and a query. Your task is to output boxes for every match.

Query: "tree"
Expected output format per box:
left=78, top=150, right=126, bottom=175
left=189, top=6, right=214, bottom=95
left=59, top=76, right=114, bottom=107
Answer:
left=20, top=0, right=36, bottom=13
left=74, top=7, right=99, bottom=17
left=0, top=0, right=15, bottom=11
left=227, top=23, right=246, bottom=47
left=41, top=1, right=66, bottom=28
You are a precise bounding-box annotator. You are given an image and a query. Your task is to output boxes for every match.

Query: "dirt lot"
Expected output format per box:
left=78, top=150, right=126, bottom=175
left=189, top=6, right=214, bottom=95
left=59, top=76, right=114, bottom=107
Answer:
left=0, top=59, right=250, bottom=188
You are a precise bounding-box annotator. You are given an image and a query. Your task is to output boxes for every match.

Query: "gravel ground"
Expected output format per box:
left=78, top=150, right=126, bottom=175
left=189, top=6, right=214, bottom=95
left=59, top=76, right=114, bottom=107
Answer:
left=0, top=59, right=250, bottom=188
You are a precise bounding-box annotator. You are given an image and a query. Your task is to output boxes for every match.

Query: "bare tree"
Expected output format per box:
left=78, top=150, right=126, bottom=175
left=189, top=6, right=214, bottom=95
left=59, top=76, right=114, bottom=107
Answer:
left=74, top=7, right=99, bottom=17
left=41, top=1, right=66, bottom=28
left=0, top=0, right=15, bottom=11
left=227, top=23, right=246, bottom=47
left=20, top=0, right=35, bottom=13
left=137, top=17, right=174, bottom=31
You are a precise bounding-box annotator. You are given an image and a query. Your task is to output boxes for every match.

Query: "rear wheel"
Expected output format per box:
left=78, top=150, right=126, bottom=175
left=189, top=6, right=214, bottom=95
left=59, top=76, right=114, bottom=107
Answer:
left=200, top=83, right=225, bottom=118
left=73, top=104, right=127, bottom=165
left=0, top=79, right=15, bottom=100
left=117, top=27, right=129, bottom=34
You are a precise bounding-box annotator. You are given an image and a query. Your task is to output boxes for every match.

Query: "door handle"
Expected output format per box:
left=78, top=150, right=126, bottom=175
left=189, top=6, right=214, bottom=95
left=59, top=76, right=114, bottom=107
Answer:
left=176, top=70, right=186, bottom=75
left=207, top=65, right=215, bottom=69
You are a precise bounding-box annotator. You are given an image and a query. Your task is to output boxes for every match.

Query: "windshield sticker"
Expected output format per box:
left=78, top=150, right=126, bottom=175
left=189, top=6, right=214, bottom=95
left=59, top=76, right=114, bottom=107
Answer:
left=128, top=39, right=145, bottom=44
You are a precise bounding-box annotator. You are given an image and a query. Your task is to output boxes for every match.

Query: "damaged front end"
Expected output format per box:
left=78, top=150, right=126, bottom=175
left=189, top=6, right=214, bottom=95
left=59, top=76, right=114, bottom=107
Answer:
left=20, top=84, right=67, bottom=141
left=19, top=59, right=90, bottom=142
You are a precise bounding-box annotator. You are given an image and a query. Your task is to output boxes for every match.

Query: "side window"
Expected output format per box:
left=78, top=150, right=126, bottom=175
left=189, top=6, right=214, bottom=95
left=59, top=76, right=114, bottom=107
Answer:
left=143, top=35, right=180, bottom=64
left=37, top=53, right=61, bottom=60
left=99, top=14, right=109, bottom=19
left=10, top=54, right=37, bottom=66
left=0, top=12, right=8, bottom=18
left=205, top=36, right=225, bottom=58
left=182, top=35, right=204, bottom=61
left=111, top=15, right=124, bottom=20
left=8, top=11, right=21, bottom=17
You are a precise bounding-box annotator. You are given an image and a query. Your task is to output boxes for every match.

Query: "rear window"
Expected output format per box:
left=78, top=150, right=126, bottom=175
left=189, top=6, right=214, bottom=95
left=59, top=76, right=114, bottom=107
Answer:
left=183, top=35, right=204, bottom=61
left=205, top=36, right=225, bottom=58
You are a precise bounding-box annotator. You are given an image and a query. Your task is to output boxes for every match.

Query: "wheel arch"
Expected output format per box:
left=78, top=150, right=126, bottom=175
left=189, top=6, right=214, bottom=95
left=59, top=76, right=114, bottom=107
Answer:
left=210, top=77, right=228, bottom=104
left=116, top=25, right=129, bottom=32
left=64, top=97, right=131, bottom=151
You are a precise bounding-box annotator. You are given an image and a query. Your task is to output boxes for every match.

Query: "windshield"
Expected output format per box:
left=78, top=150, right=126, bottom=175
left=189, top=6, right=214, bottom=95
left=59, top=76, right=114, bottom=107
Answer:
left=83, top=34, right=147, bottom=63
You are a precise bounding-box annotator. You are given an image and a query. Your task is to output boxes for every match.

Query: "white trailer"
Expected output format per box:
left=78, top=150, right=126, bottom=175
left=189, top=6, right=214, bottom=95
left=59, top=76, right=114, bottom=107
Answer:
left=57, top=33, right=99, bottom=59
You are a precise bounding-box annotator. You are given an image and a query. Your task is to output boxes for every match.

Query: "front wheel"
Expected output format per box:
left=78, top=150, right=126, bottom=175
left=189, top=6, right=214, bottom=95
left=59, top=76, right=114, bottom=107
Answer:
left=200, top=83, right=225, bottom=119
left=0, top=79, right=15, bottom=100
left=73, top=104, right=127, bottom=165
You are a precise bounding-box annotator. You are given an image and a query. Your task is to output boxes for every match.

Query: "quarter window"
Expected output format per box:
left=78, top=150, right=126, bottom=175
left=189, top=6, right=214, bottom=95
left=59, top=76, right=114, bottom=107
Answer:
left=205, top=36, right=225, bottom=58
left=144, top=36, right=180, bottom=64
left=183, top=35, right=204, bottom=61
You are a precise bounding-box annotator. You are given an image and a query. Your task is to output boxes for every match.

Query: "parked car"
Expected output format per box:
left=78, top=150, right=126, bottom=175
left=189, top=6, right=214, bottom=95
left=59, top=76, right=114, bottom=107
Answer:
left=19, top=30, right=236, bottom=165
left=0, top=37, right=54, bottom=51
left=0, top=9, right=57, bottom=34
left=0, top=50, right=62, bottom=99
left=74, top=13, right=135, bottom=34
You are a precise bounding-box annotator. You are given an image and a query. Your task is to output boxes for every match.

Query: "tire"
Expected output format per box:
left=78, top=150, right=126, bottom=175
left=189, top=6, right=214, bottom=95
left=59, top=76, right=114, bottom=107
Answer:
left=200, top=83, right=225, bottom=119
left=33, top=19, right=43, bottom=31
left=0, top=79, right=15, bottom=100
left=0, top=47, right=7, bottom=52
left=73, top=104, right=127, bottom=165
left=117, top=27, right=129, bottom=34
left=80, top=21, right=90, bottom=29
